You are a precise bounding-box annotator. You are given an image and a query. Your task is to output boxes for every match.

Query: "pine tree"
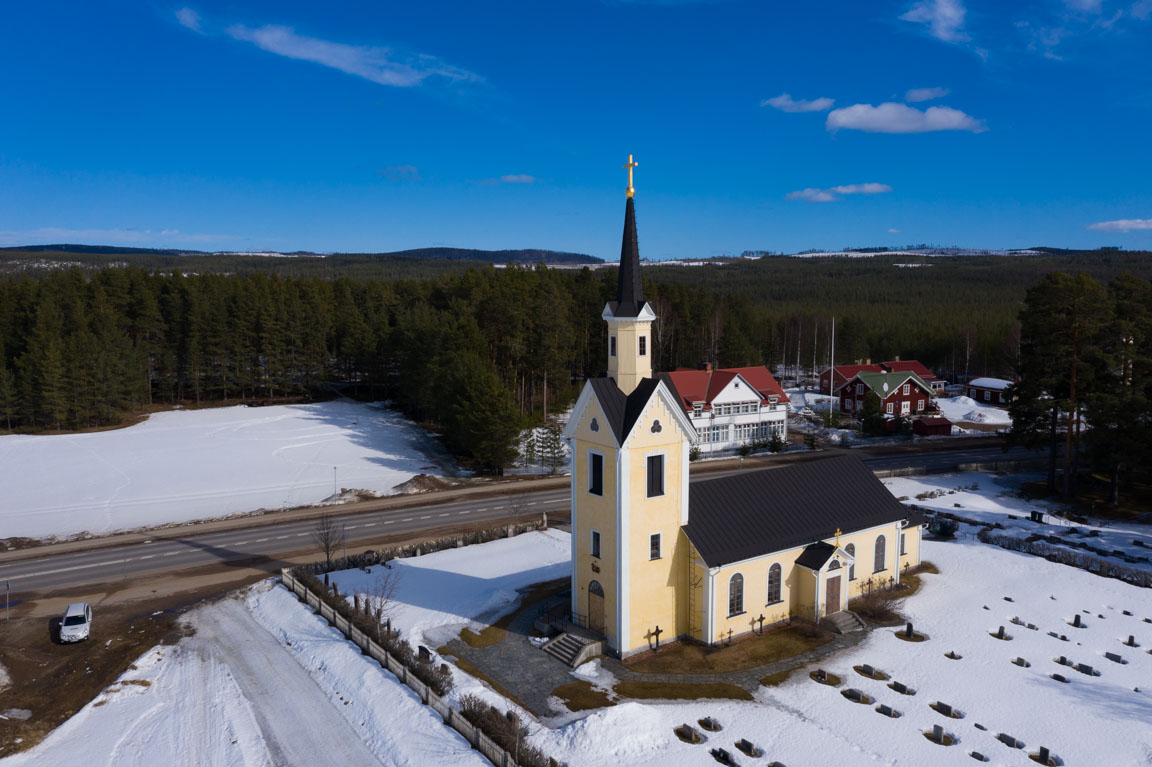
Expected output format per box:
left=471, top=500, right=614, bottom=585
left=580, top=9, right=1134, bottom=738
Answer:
left=540, top=421, right=567, bottom=474
left=0, top=355, right=15, bottom=431
left=858, top=392, right=886, bottom=437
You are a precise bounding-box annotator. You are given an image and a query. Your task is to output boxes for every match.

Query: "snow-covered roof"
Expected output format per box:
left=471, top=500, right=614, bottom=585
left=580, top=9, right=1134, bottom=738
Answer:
left=968, top=377, right=1013, bottom=390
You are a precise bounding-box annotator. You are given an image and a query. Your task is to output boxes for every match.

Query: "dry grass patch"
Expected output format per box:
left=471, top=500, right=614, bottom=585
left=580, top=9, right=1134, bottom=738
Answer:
left=623, top=625, right=832, bottom=675
left=551, top=681, right=615, bottom=711
left=614, top=681, right=753, bottom=701
left=759, top=668, right=796, bottom=687
left=458, top=578, right=567, bottom=649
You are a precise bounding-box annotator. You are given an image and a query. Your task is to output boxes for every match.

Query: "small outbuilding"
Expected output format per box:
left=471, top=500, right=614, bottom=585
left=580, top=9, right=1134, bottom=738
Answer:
left=913, top=416, right=953, bottom=437
left=966, top=377, right=1014, bottom=405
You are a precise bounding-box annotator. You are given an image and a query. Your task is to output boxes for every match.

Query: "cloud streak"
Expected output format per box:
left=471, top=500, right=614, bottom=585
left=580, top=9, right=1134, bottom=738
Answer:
left=904, top=86, right=950, bottom=102
left=1087, top=218, right=1152, bottom=232
left=827, top=102, right=986, bottom=133
left=786, top=183, right=893, bottom=203
left=226, top=24, right=480, bottom=88
left=377, top=164, right=421, bottom=181
left=901, top=0, right=968, bottom=42
left=762, top=93, right=834, bottom=113
left=176, top=7, right=202, bottom=33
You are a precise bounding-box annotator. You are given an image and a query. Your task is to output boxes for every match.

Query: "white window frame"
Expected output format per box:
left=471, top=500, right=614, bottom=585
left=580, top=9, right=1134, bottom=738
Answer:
left=903, top=384, right=910, bottom=395
left=917, top=399, right=925, bottom=411
left=587, top=449, right=604, bottom=497
left=609, top=335, right=616, bottom=357
left=886, top=402, right=894, bottom=414
left=590, top=528, right=601, bottom=559
left=650, top=532, right=662, bottom=560
left=984, top=390, right=991, bottom=401
left=638, top=335, right=647, bottom=356
left=728, top=572, right=745, bottom=617
left=646, top=451, right=666, bottom=499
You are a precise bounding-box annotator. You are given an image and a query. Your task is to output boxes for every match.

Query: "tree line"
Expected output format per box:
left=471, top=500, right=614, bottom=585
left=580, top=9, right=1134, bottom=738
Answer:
left=1, top=256, right=1149, bottom=474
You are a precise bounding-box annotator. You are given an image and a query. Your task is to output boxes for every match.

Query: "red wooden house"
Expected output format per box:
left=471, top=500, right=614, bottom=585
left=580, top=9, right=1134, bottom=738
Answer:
left=838, top=370, right=936, bottom=417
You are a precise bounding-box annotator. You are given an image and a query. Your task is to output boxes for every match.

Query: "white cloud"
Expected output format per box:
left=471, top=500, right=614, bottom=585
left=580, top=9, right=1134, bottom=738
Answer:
left=827, top=102, right=986, bottom=133
left=1064, top=0, right=1102, bottom=11
left=175, top=7, right=202, bottom=33
left=377, top=164, right=421, bottom=181
left=1087, top=218, right=1152, bottom=232
left=500, top=174, right=536, bottom=184
left=0, top=227, right=234, bottom=247
left=901, top=0, right=969, bottom=42
left=1133, top=1, right=1152, bottom=20
left=888, top=228, right=903, bottom=233
left=786, top=183, right=892, bottom=203
left=762, top=93, right=834, bottom=113
left=905, top=86, right=950, bottom=102
left=226, top=24, right=480, bottom=88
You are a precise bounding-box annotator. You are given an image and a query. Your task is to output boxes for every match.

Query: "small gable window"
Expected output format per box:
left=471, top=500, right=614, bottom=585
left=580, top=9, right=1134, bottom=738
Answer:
left=609, top=336, right=616, bottom=357
left=728, top=573, right=744, bottom=617
left=589, top=452, right=603, bottom=496
left=650, top=419, right=662, bottom=434
left=874, top=535, right=886, bottom=573
left=590, top=417, right=599, bottom=433
left=903, top=384, right=910, bottom=395
left=591, top=529, right=601, bottom=558
left=647, top=454, right=664, bottom=498
left=845, top=543, right=856, bottom=580
left=767, top=563, right=782, bottom=604
left=639, top=335, right=647, bottom=356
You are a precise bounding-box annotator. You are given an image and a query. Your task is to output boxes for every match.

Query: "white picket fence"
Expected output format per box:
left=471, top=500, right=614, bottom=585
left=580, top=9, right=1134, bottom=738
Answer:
left=280, top=568, right=526, bottom=767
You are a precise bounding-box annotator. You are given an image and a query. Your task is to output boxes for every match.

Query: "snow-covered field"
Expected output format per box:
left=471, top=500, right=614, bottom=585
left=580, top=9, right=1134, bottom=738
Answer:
left=0, top=400, right=460, bottom=540
left=329, top=528, right=571, bottom=648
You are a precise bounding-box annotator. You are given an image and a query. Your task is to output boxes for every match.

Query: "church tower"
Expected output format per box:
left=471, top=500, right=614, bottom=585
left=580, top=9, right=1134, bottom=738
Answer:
left=603, top=155, right=656, bottom=396
left=564, top=155, right=697, bottom=658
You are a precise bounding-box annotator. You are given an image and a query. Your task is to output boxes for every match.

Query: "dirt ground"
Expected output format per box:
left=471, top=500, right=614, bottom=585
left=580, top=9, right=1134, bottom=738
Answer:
left=0, top=513, right=565, bottom=757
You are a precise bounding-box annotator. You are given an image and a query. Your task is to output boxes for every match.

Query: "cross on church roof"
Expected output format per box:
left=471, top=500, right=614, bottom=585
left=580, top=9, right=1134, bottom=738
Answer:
left=623, top=154, right=638, bottom=198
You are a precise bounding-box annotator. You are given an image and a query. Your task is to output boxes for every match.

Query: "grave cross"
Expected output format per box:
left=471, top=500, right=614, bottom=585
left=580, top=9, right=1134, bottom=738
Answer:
left=757, top=614, right=766, bottom=635
left=652, top=624, right=663, bottom=651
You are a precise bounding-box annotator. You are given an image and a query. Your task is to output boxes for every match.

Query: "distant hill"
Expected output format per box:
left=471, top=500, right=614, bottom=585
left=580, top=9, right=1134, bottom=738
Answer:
left=1, top=243, right=601, bottom=264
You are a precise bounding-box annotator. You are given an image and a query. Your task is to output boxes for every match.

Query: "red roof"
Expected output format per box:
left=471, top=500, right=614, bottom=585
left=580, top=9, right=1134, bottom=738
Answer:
left=825, top=363, right=883, bottom=381
left=917, top=416, right=952, bottom=426
left=883, top=360, right=942, bottom=382
left=663, top=366, right=789, bottom=412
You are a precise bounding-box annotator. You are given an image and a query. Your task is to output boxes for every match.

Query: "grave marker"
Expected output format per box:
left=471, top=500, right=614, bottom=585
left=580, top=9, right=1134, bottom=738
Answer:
left=1105, top=651, right=1123, bottom=663
left=936, top=702, right=953, bottom=717
left=1038, top=746, right=1051, bottom=764
left=1126, top=635, right=1137, bottom=647
left=1051, top=673, right=1068, bottom=683
left=932, top=724, right=944, bottom=743
left=862, top=664, right=875, bottom=676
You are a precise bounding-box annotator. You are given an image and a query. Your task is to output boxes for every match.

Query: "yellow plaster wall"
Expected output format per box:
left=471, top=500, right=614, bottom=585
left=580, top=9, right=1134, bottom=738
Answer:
left=621, top=394, right=690, bottom=653
left=606, top=318, right=653, bottom=395
left=896, top=524, right=923, bottom=575
left=570, top=397, right=621, bottom=650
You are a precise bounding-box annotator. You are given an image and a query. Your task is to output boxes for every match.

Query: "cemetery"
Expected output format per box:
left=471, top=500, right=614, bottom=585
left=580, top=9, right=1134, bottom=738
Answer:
left=288, top=469, right=1151, bottom=766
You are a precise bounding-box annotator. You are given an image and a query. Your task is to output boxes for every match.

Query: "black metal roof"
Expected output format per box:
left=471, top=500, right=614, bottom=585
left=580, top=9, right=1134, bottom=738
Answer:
left=795, top=542, right=836, bottom=570
left=588, top=375, right=661, bottom=445
left=607, top=196, right=647, bottom=318
left=683, top=454, right=916, bottom=568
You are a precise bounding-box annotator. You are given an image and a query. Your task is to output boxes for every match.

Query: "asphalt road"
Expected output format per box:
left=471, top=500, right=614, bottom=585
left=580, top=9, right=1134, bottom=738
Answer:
left=2, top=445, right=1043, bottom=594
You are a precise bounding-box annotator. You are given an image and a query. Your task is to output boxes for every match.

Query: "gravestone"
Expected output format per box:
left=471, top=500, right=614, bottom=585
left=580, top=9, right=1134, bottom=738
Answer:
left=1004, top=596, right=1014, bottom=602
left=1076, top=662, right=1095, bottom=675
left=932, top=724, right=944, bottom=743
left=1012, top=657, right=1029, bottom=667
left=936, top=702, right=953, bottom=717
left=1051, top=673, right=1068, bottom=683
left=996, top=626, right=1006, bottom=639
left=1056, top=655, right=1068, bottom=665
left=846, top=688, right=862, bottom=702
left=893, top=681, right=908, bottom=694
left=1105, top=651, right=1123, bottom=663
left=970, top=752, right=987, bottom=762
left=1123, top=610, right=1133, bottom=616
left=1027, top=623, right=1037, bottom=630
left=878, top=704, right=893, bottom=716
left=736, top=738, right=756, bottom=755
left=862, top=664, right=875, bottom=676
left=1073, top=614, right=1082, bottom=628
left=997, top=733, right=1021, bottom=749
left=816, top=668, right=827, bottom=682
left=906, top=622, right=915, bottom=638
left=1011, top=616, right=1023, bottom=625
left=709, top=747, right=733, bottom=765
left=1037, top=746, right=1051, bottom=764
left=1126, top=635, right=1137, bottom=647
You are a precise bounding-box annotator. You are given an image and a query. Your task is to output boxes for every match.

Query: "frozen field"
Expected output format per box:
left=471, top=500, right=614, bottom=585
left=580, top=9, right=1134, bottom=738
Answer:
left=0, top=400, right=460, bottom=540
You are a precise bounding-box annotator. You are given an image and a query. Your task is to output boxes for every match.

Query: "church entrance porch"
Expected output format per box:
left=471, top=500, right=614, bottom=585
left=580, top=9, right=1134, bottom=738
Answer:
left=825, top=575, right=841, bottom=616
left=588, top=580, right=606, bottom=634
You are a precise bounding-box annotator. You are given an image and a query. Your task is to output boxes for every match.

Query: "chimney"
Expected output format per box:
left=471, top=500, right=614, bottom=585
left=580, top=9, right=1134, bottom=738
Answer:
left=703, top=362, right=713, bottom=373
left=866, top=358, right=872, bottom=365
left=894, top=355, right=901, bottom=362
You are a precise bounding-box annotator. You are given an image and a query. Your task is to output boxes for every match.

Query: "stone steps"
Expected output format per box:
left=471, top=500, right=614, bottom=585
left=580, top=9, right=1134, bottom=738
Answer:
left=822, top=610, right=866, bottom=635
left=542, top=632, right=599, bottom=667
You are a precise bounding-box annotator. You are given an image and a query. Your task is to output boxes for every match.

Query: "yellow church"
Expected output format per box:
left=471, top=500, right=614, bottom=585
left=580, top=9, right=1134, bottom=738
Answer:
left=562, top=157, right=925, bottom=659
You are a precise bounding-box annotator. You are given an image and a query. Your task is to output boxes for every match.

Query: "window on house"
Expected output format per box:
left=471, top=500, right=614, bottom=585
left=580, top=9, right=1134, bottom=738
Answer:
left=900, top=532, right=907, bottom=556
left=984, top=390, right=991, bottom=401
left=650, top=533, right=661, bottom=560
left=874, top=535, right=886, bottom=573
left=917, top=399, right=925, bottom=411
left=903, top=384, right=910, bottom=395
left=728, top=573, right=744, bottom=616
left=638, top=336, right=647, bottom=356
left=591, top=529, right=601, bottom=558
left=693, top=404, right=702, bottom=416
left=857, top=383, right=864, bottom=394
left=646, top=454, right=664, bottom=498
left=767, top=564, right=782, bottom=604
left=609, top=336, right=616, bottom=357
left=886, top=402, right=894, bottom=414
left=589, top=452, right=603, bottom=496
left=845, top=543, right=856, bottom=580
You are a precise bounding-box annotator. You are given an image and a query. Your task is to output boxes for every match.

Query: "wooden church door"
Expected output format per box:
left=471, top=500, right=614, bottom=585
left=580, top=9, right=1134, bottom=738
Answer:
left=825, top=575, right=841, bottom=615
left=588, top=580, right=606, bottom=634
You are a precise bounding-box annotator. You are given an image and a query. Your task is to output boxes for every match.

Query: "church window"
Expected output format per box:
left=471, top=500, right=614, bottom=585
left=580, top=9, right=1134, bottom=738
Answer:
left=874, top=535, right=886, bottom=573
left=647, top=454, right=664, bottom=497
left=845, top=544, right=856, bottom=580
left=638, top=336, right=647, bottom=356
left=609, top=336, right=616, bottom=357
left=728, top=573, right=744, bottom=616
left=590, top=417, right=599, bottom=432
left=767, top=564, right=782, bottom=604
left=650, top=419, right=662, bottom=434
left=591, top=529, right=601, bottom=558
left=589, top=452, right=603, bottom=496
left=650, top=533, right=661, bottom=560
left=900, top=532, right=907, bottom=555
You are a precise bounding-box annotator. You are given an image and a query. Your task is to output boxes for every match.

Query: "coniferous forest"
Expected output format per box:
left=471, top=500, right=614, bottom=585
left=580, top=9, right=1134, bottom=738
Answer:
left=1, top=249, right=1150, bottom=473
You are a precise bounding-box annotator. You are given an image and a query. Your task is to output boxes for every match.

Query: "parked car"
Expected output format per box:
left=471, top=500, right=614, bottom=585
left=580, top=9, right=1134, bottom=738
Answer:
left=60, top=602, right=92, bottom=643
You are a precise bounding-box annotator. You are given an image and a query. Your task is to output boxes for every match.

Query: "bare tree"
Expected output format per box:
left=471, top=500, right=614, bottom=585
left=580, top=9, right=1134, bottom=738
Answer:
left=312, top=513, right=346, bottom=572
left=368, top=567, right=401, bottom=639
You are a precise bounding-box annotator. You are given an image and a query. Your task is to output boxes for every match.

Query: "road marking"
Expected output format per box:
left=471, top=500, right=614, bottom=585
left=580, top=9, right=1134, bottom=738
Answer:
left=383, top=520, right=395, bottom=524
left=438, top=513, right=450, bottom=517
left=295, top=532, right=307, bottom=537
left=233, top=540, right=249, bottom=545
left=254, top=538, right=269, bottom=543
left=346, top=525, right=359, bottom=530
left=362, top=523, right=376, bottom=527
left=275, top=535, right=290, bottom=540
left=419, top=516, right=431, bottom=520
left=457, top=511, right=471, bottom=515
left=138, top=555, right=155, bottom=560
left=163, top=551, right=180, bottom=556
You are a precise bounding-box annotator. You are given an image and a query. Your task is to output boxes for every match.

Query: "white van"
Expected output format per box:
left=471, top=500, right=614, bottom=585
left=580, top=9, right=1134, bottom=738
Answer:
left=60, top=602, right=93, bottom=643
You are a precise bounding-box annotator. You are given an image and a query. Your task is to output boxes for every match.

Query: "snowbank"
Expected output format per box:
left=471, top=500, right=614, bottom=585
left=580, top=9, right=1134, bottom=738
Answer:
left=0, top=400, right=461, bottom=540
left=329, top=528, right=571, bottom=648
left=935, top=395, right=1011, bottom=426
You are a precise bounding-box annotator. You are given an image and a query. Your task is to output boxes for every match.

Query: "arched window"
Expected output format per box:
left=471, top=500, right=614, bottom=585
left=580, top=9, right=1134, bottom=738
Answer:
left=845, top=544, right=856, bottom=580
left=728, top=573, right=744, bottom=616
left=828, top=559, right=841, bottom=570
left=767, top=564, right=782, bottom=604
left=874, top=535, right=886, bottom=573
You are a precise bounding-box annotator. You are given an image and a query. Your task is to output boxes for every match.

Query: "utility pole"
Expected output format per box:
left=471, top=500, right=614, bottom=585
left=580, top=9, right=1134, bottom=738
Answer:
left=342, top=522, right=348, bottom=564
left=333, top=466, right=337, bottom=496
left=5, top=580, right=9, bottom=620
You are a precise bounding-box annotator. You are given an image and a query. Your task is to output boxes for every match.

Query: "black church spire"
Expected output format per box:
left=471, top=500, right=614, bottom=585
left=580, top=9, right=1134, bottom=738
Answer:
left=613, top=195, right=645, bottom=317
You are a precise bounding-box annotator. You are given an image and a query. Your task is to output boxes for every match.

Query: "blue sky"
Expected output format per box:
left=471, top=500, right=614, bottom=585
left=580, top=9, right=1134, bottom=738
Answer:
left=1, top=0, right=1150, bottom=259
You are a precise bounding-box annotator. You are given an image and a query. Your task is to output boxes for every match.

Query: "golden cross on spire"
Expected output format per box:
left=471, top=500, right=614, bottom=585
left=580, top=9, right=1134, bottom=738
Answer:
left=834, top=528, right=843, bottom=547
left=623, top=154, right=638, bottom=198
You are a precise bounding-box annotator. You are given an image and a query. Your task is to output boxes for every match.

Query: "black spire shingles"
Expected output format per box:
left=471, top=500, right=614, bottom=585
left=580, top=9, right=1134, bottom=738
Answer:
left=610, top=196, right=646, bottom=318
